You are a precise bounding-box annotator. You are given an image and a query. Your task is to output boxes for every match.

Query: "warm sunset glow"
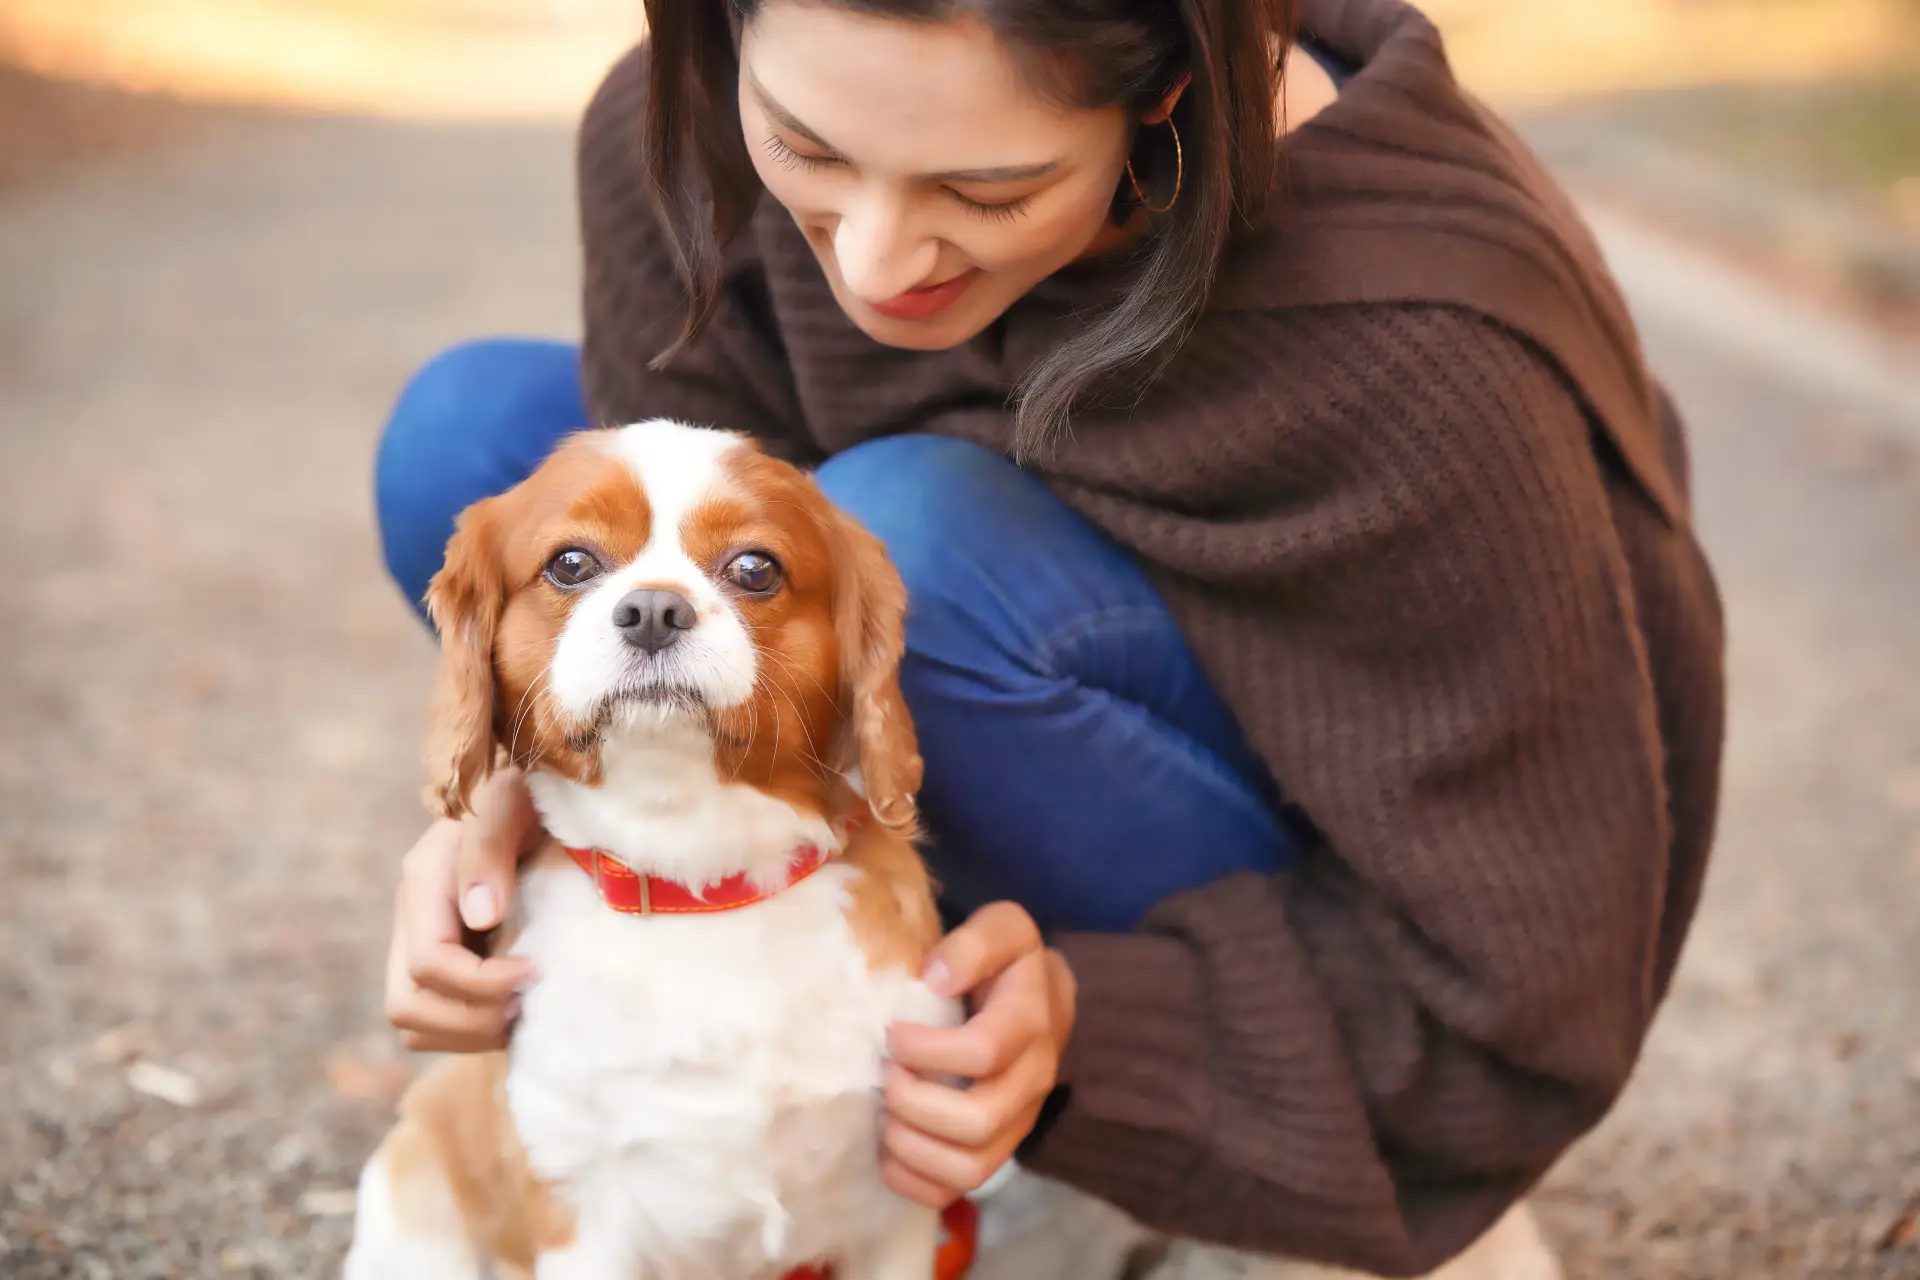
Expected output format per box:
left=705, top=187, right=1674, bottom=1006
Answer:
left=0, top=0, right=644, bottom=120
left=0, top=0, right=1913, bottom=119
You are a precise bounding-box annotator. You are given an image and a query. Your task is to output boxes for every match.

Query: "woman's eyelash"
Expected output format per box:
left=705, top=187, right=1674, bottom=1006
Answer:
left=762, top=131, right=1031, bottom=221
left=955, top=194, right=1031, bottom=223
left=762, top=133, right=834, bottom=172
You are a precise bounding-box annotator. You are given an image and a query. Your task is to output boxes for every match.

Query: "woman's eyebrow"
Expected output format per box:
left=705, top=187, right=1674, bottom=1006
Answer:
left=751, top=75, right=842, bottom=154
left=749, top=74, right=1062, bottom=184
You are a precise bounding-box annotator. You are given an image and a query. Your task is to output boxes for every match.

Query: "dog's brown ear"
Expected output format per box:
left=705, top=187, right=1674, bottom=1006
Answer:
left=422, top=497, right=504, bottom=820
left=830, top=508, right=923, bottom=839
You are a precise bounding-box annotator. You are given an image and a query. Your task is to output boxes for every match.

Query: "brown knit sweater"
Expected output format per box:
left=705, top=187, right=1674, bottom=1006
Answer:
left=572, top=0, right=1727, bottom=1273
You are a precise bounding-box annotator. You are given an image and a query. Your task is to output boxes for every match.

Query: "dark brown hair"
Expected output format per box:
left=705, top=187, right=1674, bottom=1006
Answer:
left=641, top=0, right=1298, bottom=453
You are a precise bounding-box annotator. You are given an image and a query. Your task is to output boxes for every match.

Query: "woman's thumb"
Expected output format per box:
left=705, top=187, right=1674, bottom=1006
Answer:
left=455, top=769, right=538, bottom=932
left=454, top=824, right=521, bottom=932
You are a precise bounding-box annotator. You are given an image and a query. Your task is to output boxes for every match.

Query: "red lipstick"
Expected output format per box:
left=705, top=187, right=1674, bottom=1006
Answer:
left=867, top=269, right=982, bottom=322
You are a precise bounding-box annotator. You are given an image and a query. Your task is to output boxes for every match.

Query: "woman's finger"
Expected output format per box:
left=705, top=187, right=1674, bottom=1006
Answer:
left=882, top=1111, right=1010, bottom=1200
left=407, top=940, right=531, bottom=1005
left=395, top=868, right=532, bottom=1005
left=922, top=901, right=1042, bottom=996
left=383, top=927, right=516, bottom=1050
left=390, top=992, right=515, bottom=1053
left=396, top=824, right=534, bottom=1002
left=452, top=769, right=537, bottom=931
left=891, top=953, right=1050, bottom=1079
left=882, top=1061, right=1044, bottom=1151
left=880, top=1153, right=961, bottom=1210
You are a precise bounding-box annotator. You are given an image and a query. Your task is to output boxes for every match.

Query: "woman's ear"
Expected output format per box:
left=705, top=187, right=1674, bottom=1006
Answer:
left=422, top=497, right=504, bottom=821
left=1143, top=71, right=1192, bottom=124
left=829, top=508, right=923, bottom=839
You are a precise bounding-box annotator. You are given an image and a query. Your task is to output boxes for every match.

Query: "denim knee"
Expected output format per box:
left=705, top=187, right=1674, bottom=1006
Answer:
left=375, top=338, right=585, bottom=616
left=813, top=434, right=1033, bottom=630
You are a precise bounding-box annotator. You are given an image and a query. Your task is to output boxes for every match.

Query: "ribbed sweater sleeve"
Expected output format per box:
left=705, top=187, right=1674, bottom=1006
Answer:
left=1021, top=309, right=1678, bottom=1277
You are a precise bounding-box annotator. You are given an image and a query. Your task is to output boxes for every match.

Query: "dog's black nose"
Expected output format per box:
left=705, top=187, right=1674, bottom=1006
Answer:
left=612, top=588, right=697, bottom=654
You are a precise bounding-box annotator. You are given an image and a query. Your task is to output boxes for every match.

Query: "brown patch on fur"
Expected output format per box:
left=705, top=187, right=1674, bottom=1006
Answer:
left=422, top=431, right=656, bottom=814
left=841, top=816, right=944, bottom=975
left=826, top=501, right=923, bottom=840
left=695, top=449, right=924, bottom=841
left=381, top=1052, right=576, bottom=1270
left=683, top=451, right=841, bottom=824
left=422, top=495, right=504, bottom=820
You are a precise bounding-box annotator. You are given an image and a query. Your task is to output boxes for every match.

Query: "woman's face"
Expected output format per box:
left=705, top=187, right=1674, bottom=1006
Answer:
left=739, top=1, right=1134, bottom=351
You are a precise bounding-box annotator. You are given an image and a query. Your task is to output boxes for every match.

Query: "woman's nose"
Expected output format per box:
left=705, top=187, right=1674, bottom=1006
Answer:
left=832, top=192, right=936, bottom=304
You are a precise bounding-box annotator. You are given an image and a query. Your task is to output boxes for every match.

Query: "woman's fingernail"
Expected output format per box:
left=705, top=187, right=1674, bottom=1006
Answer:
left=503, top=995, right=523, bottom=1024
left=513, top=967, right=540, bottom=994
left=923, top=958, right=951, bottom=994
left=461, top=883, right=498, bottom=930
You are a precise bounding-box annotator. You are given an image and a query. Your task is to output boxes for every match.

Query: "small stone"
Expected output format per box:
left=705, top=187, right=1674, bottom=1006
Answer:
left=299, top=1188, right=358, bottom=1218
left=126, top=1060, right=202, bottom=1108
left=267, top=1134, right=309, bottom=1173
left=91, top=1021, right=157, bottom=1064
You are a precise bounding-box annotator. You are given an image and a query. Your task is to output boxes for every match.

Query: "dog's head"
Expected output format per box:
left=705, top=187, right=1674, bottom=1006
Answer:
left=420, top=420, right=921, bottom=837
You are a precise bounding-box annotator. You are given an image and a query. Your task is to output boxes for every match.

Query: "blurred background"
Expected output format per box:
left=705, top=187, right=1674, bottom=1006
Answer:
left=0, top=1, right=1916, bottom=1277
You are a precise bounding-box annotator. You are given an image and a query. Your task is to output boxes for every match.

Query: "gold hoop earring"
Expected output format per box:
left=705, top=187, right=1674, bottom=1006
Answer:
left=1125, top=116, right=1183, bottom=216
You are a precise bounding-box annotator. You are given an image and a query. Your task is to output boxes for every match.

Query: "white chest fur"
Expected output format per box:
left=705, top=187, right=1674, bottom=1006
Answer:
left=511, top=741, right=960, bottom=1278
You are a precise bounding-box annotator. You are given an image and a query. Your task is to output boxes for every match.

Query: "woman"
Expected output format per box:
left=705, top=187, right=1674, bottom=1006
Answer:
left=373, top=0, right=1726, bottom=1274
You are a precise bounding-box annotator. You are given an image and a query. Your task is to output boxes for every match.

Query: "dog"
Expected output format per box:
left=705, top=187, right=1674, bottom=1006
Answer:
left=344, top=420, right=964, bottom=1280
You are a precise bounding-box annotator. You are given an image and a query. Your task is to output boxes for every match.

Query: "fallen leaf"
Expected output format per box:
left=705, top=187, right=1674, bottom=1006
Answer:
left=267, top=1134, right=309, bottom=1174
left=1822, top=1032, right=1865, bottom=1063
left=324, top=1045, right=414, bottom=1105
left=1878, top=1203, right=1919, bottom=1250
left=126, top=1060, right=202, bottom=1108
left=299, top=1188, right=358, bottom=1218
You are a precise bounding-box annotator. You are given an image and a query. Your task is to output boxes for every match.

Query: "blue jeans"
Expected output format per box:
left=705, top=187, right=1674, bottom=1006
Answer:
left=375, top=339, right=1306, bottom=934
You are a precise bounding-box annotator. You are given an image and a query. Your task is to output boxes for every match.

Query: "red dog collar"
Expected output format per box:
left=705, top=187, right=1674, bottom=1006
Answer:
left=564, top=842, right=832, bottom=915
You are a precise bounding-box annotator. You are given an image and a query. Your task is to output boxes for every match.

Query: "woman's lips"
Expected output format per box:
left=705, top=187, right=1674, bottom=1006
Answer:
left=867, top=269, right=983, bottom=322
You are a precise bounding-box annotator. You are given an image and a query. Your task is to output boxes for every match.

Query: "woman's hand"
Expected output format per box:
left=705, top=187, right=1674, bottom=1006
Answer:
left=384, top=767, right=543, bottom=1053
left=881, top=902, right=1077, bottom=1207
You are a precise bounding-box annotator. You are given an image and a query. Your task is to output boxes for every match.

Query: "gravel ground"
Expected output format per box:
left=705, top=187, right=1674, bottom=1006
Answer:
left=1, top=82, right=1917, bottom=1279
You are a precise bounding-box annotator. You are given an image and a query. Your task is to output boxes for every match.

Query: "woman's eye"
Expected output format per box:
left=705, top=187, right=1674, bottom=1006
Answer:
left=763, top=133, right=837, bottom=172
left=545, top=549, right=603, bottom=588
left=953, top=192, right=1032, bottom=222
left=723, top=552, right=783, bottom=594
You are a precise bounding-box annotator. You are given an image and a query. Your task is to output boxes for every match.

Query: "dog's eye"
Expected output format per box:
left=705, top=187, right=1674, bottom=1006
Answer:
left=723, top=552, right=782, bottom=594
left=545, top=548, right=604, bottom=589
